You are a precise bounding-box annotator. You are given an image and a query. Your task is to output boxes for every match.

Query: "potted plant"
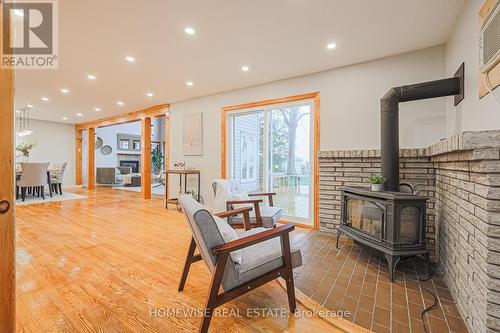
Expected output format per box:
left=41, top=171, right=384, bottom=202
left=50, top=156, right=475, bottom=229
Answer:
left=16, top=142, right=36, bottom=162
left=151, top=147, right=165, bottom=182
left=368, top=175, right=386, bottom=191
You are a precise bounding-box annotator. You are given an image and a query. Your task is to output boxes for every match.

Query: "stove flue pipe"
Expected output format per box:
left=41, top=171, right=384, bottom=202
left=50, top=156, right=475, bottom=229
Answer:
left=381, top=77, right=461, bottom=192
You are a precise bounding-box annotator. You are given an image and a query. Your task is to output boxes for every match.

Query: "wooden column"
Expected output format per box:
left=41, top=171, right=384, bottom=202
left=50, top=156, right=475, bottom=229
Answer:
left=141, top=117, right=152, bottom=199
left=75, top=128, right=83, bottom=185
left=164, top=113, right=170, bottom=173
left=0, top=8, right=16, bottom=329
left=87, top=128, right=95, bottom=189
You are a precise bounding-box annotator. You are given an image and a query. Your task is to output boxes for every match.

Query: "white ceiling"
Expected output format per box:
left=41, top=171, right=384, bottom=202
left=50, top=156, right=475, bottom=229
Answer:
left=15, top=0, right=465, bottom=124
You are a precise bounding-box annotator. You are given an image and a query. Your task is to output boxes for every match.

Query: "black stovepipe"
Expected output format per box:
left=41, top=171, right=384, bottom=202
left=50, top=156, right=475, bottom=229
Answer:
left=380, top=77, right=461, bottom=192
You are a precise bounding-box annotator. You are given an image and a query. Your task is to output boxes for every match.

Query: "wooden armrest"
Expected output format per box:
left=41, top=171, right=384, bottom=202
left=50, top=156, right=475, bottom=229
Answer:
left=214, top=207, right=253, bottom=219
left=226, top=199, right=263, bottom=205
left=248, top=192, right=276, bottom=206
left=248, top=192, right=277, bottom=197
left=212, top=224, right=295, bottom=255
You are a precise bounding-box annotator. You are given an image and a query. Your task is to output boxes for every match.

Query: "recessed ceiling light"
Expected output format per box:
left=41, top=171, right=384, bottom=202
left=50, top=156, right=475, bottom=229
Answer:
left=26, top=104, right=33, bottom=108
left=326, top=43, right=337, bottom=50
left=76, top=113, right=83, bottom=117
left=241, top=66, right=249, bottom=72
left=125, top=56, right=135, bottom=62
left=186, top=81, right=194, bottom=86
left=60, top=88, right=69, bottom=94
left=87, top=74, right=96, bottom=80
left=16, top=110, right=21, bottom=114
left=41, top=97, right=49, bottom=101
left=94, top=107, right=101, bottom=112
left=62, top=117, right=68, bottom=120
left=117, top=101, right=124, bottom=106
left=184, top=27, right=195, bottom=35
left=146, top=92, right=154, bottom=97
left=14, top=9, right=23, bottom=17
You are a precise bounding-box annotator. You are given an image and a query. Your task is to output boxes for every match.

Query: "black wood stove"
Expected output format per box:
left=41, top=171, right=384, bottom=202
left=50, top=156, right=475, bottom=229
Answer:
left=336, top=66, right=464, bottom=281
left=337, top=187, right=429, bottom=281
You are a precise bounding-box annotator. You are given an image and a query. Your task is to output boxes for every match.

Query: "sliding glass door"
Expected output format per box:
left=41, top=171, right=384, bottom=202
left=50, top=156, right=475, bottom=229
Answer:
left=228, top=101, right=313, bottom=224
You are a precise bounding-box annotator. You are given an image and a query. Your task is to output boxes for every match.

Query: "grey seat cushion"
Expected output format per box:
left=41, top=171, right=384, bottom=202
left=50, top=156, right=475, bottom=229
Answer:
left=222, top=227, right=302, bottom=290
left=231, top=206, right=282, bottom=228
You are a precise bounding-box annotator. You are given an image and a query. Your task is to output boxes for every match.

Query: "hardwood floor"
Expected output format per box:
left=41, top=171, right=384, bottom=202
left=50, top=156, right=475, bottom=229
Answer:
left=15, top=188, right=352, bottom=332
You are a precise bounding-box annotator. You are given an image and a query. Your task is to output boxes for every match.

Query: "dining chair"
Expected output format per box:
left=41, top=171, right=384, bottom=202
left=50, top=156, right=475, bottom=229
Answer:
left=49, top=162, right=67, bottom=195
left=17, top=163, right=50, bottom=201
left=178, top=194, right=302, bottom=333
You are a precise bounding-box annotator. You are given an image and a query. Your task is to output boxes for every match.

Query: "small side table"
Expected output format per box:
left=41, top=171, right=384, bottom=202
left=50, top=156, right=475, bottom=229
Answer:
left=164, top=169, right=201, bottom=209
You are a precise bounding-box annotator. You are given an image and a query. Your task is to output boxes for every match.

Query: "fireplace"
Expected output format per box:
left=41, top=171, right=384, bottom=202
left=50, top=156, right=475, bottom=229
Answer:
left=337, top=69, right=464, bottom=281
left=338, top=188, right=428, bottom=281
left=120, top=160, right=140, bottom=173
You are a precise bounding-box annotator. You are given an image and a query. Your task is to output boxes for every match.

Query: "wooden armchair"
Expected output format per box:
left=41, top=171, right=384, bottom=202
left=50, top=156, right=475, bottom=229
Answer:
left=212, top=179, right=282, bottom=228
left=178, top=194, right=302, bottom=333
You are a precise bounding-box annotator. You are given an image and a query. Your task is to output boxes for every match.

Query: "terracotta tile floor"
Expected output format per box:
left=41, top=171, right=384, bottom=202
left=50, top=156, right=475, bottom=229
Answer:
left=292, top=231, right=469, bottom=333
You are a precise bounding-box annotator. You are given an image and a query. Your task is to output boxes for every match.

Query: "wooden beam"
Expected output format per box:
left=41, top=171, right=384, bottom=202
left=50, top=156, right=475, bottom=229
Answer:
left=141, top=117, right=152, bottom=199
left=0, top=3, right=16, bottom=331
left=75, top=127, right=83, bottom=185
left=87, top=128, right=95, bottom=189
left=75, top=104, right=169, bottom=130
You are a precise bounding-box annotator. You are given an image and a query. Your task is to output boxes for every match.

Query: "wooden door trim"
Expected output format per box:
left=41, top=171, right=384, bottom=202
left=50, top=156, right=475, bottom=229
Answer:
left=0, top=2, right=16, bottom=330
left=220, top=92, right=321, bottom=229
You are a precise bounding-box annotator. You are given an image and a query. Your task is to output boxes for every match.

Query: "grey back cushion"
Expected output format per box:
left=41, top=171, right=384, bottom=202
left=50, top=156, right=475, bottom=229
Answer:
left=178, top=194, right=239, bottom=290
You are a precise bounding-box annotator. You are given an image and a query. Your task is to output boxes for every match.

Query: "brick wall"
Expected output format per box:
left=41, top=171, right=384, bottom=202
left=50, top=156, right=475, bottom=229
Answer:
left=318, top=148, right=437, bottom=258
left=318, top=130, right=500, bottom=333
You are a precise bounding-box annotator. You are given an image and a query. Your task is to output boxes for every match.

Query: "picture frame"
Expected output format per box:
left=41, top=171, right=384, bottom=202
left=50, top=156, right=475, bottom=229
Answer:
left=183, top=113, right=203, bottom=156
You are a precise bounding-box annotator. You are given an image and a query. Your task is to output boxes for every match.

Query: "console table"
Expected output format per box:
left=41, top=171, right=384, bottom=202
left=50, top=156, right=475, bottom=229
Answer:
left=164, top=169, right=201, bottom=209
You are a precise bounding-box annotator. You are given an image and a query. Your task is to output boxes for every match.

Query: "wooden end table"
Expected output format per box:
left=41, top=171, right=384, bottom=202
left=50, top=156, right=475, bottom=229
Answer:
left=164, top=169, right=201, bottom=210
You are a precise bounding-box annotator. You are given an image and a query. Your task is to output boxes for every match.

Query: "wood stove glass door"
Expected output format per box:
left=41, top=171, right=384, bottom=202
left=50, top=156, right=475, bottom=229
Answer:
left=399, top=205, right=420, bottom=246
left=346, top=199, right=385, bottom=240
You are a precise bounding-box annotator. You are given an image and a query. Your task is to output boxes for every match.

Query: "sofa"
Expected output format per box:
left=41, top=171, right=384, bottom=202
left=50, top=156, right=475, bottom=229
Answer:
left=96, top=167, right=132, bottom=185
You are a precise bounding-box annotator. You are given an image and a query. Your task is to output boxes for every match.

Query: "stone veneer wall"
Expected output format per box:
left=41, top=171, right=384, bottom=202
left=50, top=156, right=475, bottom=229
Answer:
left=318, top=130, right=500, bottom=333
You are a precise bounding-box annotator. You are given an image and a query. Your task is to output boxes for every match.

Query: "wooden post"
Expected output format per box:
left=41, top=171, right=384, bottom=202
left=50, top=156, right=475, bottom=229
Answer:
left=87, top=127, right=95, bottom=189
left=75, top=128, right=83, bottom=185
left=164, top=113, right=170, bottom=204
left=141, top=117, right=152, bottom=199
left=0, top=5, right=16, bottom=329
left=164, top=113, right=170, bottom=174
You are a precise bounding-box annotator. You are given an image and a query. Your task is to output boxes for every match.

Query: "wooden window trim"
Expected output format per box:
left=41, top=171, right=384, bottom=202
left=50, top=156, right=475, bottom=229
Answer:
left=220, top=92, right=320, bottom=230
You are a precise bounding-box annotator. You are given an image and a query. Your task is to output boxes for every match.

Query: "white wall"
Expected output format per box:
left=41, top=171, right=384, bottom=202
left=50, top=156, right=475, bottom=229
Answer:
left=445, top=0, right=500, bottom=135
left=16, top=119, right=76, bottom=186
left=169, top=46, right=448, bottom=205
left=94, top=121, right=141, bottom=168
